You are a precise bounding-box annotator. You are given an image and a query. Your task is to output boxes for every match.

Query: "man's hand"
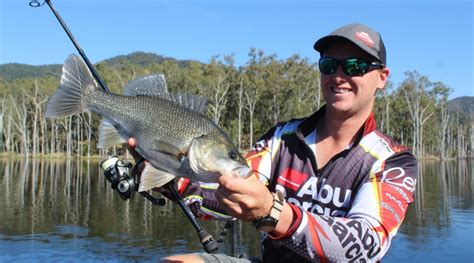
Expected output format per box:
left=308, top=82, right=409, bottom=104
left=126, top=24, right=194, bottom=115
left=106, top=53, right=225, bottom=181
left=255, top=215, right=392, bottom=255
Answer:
left=215, top=171, right=274, bottom=222
left=126, top=138, right=147, bottom=181
left=126, top=137, right=182, bottom=198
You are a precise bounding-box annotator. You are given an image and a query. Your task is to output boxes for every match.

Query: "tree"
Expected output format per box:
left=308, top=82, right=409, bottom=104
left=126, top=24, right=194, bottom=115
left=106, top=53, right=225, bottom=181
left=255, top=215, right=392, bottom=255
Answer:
left=400, top=71, right=435, bottom=157
left=25, top=79, right=48, bottom=156
left=0, top=95, right=5, bottom=152
left=432, top=82, right=452, bottom=159
left=236, top=74, right=245, bottom=150
left=374, top=80, right=394, bottom=136
left=201, top=55, right=234, bottom=125
left=0, top=50, right=471, bottom=159
left=10, top=94, right=30, bottom=156
left=242, top=48, right=268, bottom=149
left=284, top=55, right=321, bottom=119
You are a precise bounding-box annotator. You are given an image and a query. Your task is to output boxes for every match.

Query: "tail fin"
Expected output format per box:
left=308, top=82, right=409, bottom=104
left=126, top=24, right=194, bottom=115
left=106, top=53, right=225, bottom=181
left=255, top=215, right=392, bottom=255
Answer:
left=45, top=54, right=98, bottom=118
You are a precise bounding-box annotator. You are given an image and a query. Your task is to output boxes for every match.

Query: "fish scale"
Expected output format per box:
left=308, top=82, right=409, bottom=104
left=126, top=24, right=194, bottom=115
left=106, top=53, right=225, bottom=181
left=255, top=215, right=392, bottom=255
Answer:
left=90, top=90, right=213, bottom=147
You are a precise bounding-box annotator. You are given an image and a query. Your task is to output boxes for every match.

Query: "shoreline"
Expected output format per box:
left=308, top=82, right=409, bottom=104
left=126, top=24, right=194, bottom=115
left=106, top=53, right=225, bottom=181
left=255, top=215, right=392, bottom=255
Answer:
left=0, top=152, right=472, bottom=161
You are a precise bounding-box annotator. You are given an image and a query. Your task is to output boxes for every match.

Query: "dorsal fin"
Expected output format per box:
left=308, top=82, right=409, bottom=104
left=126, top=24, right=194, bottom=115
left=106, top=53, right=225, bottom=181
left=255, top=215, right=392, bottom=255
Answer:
left=169, top=92, right=208, bottom=114
left=123, top=74, right=208, bottom=114
left=124, top=74, right=168, bottom=96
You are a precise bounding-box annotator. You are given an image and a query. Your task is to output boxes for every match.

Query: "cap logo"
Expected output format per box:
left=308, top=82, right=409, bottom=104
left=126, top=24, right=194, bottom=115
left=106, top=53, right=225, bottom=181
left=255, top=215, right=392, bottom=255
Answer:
left=355, top=31, right=374, bottom=48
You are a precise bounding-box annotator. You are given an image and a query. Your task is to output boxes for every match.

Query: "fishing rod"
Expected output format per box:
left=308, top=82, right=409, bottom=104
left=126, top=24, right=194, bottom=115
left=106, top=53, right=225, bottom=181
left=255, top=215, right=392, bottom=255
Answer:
left=30, top=0, right=109, bottom=93
left=29, top=0, right=218, bottom=254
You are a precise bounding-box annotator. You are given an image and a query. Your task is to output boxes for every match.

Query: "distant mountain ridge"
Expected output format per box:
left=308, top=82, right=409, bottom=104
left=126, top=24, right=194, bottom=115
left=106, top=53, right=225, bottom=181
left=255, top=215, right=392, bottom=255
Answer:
left=447, top=96, right=474, bottom=115
left=103, top=51, right=195, bottom=67
left=0, top=51, right=195, bottom=82
left=0, top=52, right=471, bottom=108
left=0, top=63, right=61, bottom=82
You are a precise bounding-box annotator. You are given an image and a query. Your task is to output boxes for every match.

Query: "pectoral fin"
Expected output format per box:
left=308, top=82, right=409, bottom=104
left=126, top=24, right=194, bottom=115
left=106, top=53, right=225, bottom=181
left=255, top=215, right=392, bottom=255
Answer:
left=153, top=140, right=186, bottom=161
left=138, top=163, right=176, bottom=192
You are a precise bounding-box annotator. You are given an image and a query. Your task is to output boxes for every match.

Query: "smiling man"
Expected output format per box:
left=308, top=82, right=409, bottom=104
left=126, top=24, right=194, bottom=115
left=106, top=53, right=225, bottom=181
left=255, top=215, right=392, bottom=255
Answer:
left=154, top=23, right=418, bottom=263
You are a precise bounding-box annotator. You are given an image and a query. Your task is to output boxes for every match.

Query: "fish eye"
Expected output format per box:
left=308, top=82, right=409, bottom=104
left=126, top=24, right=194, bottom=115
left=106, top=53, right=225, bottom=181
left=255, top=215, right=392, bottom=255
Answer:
left=228, top=150, right=238, bottom=161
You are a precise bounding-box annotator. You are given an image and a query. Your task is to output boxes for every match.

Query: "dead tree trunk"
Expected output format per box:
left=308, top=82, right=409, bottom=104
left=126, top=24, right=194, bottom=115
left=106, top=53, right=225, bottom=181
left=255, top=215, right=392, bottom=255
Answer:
left=209, top=74, right=230, bottom=126
left=86, top=112, right=92, bottom=158
left=0, top=95, right=6, bottom=152
left=237, top=77, right=245, bottom=151
left=11, top=95, right=30, bottom=157
left=26, top=79, right=48, bottom=157
left=439, top=101, right=450, bottom=160
left=245, top=90, right=257, bottom=150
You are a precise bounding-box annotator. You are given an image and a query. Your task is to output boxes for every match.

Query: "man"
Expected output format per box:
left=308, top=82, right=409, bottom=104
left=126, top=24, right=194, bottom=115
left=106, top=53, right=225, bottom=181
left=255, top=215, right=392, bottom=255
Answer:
left=130, top=23, right=417, bottom=262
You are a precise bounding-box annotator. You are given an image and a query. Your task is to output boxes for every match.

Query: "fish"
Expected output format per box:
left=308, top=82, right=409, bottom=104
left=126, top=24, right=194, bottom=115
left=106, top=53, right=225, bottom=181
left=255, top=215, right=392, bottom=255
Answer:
left=45, top=54, right=252, bottom=191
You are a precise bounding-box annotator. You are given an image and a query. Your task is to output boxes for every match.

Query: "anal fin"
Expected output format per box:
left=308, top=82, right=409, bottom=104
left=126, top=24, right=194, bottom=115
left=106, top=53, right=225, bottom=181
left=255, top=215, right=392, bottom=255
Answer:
left=98, top=119, right=127, bottom=149
left=139, top=163, right=176, bottom=192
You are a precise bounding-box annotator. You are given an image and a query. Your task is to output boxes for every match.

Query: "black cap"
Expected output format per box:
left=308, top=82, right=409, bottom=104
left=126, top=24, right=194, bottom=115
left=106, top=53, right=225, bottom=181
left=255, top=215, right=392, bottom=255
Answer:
left=314, top=23, right=386, bottom=64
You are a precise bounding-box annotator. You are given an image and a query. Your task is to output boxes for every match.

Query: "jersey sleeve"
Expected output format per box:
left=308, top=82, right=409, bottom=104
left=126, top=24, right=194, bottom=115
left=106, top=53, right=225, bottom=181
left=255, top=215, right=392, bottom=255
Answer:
left=175, top=179, right=232, bottom=220
left=275, top=151, right=417, bottom=262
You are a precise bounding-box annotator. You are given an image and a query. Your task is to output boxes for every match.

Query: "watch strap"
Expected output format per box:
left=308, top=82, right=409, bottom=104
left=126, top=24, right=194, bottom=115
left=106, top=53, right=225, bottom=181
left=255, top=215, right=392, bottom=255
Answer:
left=253, top=190, right=285, bottom=232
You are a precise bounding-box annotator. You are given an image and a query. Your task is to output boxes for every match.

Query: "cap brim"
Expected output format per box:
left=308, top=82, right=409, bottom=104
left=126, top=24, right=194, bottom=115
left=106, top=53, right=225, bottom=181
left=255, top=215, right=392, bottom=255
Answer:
left=313, top=35, right=349, bottom=53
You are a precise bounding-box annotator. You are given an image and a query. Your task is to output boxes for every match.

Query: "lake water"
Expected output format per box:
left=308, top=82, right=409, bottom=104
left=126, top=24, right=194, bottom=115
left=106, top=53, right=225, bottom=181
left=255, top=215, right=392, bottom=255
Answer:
left=0, top=158, right=472, bottom=262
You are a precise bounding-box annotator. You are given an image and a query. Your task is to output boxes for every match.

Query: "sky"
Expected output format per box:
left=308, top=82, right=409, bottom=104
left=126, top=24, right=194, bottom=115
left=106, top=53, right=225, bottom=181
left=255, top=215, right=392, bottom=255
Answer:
left=0, top=0, right=472, bottom=99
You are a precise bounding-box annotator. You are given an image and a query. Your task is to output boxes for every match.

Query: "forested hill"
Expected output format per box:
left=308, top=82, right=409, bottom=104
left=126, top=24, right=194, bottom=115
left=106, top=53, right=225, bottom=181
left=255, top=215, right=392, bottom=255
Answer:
left=0, top=51, right=193, bottom=82
left=0, top=63, right=61, bottom=82
left=0, top=51, right=470, bottom=106
left=102, top=51, right=195, bottom=67
left=448, top=96, right=474, bottom=115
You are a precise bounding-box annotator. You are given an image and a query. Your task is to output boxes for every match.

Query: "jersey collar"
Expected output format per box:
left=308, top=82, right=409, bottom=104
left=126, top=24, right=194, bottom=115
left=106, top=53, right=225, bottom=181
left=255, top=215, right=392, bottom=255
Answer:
left=296, top=105, right=377, bottom=141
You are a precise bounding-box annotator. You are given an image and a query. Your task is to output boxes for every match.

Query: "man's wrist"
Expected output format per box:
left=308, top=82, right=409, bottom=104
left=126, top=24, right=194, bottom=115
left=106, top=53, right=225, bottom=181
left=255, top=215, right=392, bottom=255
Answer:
left=268, top=203, right=297, bottom=238
left=252, top=190, right=285, bottom=232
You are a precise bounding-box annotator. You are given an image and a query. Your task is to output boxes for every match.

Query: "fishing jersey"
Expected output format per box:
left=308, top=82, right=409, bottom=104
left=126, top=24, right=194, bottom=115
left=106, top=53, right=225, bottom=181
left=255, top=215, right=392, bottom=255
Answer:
left=177, top=106, right=417, bottom=262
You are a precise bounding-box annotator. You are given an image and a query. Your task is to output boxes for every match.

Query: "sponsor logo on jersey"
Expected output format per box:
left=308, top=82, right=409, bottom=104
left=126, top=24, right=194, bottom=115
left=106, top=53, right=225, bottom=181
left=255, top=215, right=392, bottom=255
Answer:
left=320, top=216, right=381, bottom=262
left=283, top=176, right=353, bottom=217
left=380, top=167, right=416, bottom=192
left=277, top=168, right=309, bottom=191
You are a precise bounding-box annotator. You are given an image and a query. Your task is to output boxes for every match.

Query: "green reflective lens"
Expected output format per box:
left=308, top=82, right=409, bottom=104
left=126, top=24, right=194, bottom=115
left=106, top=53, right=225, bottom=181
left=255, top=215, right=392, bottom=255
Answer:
left=319, top=57, right=383, bottom=76
left=320, top=58, right=338, bottom=74
left=344, top=59, right=361, bottom=75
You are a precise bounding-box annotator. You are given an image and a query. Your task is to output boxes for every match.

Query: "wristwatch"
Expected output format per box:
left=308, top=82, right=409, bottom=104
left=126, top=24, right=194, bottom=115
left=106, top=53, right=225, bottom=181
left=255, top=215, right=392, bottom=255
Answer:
left=252, top=190, right=285, bottom=232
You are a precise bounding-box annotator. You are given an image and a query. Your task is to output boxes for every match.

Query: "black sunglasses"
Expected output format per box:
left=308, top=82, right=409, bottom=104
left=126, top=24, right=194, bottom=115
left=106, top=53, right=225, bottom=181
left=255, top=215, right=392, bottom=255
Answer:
left=319, top=57, right=385, bottom=76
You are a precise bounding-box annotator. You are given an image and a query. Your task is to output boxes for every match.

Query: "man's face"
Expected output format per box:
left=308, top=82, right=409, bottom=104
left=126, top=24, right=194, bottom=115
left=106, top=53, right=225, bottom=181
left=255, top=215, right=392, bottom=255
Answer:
left=320, top=41, right=389, bottom=118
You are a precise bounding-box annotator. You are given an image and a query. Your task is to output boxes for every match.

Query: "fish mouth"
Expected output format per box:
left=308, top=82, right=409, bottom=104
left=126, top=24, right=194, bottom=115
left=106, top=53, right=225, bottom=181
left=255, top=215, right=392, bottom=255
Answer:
left=191, top=170, right=221, bottom=183
left=231, top=166, right=253, bottom=178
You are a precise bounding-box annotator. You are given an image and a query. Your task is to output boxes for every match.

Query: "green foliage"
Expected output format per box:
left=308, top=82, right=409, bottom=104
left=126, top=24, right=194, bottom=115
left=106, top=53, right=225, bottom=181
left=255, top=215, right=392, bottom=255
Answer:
left=0, top=51, right=472, bottom=158
left=0, top=63, right=61, bottom=82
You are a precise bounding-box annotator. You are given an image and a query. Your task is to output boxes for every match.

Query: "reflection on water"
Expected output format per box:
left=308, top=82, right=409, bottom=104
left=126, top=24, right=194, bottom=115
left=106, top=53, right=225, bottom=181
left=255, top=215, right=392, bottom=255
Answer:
left=384, top=160, right=474, bottom=262
left=0, top=159, right=473, bottom=261
left=0, top=159, right=260, bottom=261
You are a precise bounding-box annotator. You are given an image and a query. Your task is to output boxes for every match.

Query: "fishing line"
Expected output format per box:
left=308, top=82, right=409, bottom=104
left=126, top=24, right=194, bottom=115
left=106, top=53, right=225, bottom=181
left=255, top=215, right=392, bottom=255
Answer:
left=30, top=0, right=110, bottom=93
left=30, top=0, right=219, bottom=254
